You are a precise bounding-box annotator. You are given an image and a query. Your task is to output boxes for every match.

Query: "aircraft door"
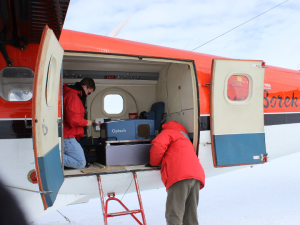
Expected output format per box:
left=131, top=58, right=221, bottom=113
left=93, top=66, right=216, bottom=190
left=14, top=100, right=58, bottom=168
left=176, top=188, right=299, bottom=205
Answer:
left=32, top=25, right=64, bottom=209
left=210, top=59, right=266, bottom=167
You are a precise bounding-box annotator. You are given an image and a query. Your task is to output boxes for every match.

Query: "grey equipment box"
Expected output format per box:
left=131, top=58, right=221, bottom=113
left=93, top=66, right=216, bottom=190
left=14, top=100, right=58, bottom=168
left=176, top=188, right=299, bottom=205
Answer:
left=99, top=141, right=152, bottom=166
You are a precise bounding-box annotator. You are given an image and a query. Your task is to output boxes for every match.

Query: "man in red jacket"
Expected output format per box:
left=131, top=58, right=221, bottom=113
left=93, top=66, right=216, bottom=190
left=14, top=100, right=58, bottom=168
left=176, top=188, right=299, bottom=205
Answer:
left=150, top=120, right=205, bottom=225
left=63, top=78, right=95, bottom=169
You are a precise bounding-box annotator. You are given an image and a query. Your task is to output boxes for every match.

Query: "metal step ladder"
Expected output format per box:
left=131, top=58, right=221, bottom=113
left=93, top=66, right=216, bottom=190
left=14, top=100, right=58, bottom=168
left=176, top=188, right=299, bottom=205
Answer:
left=97, top=172, right=147, bottom=225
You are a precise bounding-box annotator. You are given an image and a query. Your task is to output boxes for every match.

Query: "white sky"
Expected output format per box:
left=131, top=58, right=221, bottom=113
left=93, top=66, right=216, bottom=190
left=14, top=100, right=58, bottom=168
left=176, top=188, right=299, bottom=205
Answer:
left=63, top=0, right=300, bottom=70
left=104, top=94, right=123, bottom=114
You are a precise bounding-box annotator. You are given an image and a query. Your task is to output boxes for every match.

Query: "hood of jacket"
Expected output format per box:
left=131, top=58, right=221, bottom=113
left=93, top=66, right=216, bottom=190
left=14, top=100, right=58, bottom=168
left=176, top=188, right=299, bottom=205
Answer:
left=162, top=120, right=188, bottom=134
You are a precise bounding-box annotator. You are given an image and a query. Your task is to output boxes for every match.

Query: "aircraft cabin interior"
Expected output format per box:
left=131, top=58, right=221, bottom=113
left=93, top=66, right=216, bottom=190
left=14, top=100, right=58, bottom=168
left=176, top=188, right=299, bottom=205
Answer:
left=0, top=52, right=199, bottom=176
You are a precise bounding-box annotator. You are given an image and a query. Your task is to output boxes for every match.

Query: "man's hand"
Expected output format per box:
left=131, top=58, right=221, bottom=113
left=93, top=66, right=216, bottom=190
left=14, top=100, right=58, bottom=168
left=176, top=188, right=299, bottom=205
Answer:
left=86, top=120, right=92, bottom=127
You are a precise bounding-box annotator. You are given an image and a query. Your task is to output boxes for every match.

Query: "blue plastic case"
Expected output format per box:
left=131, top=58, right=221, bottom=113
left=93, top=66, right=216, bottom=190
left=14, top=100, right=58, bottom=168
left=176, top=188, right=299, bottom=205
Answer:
left=100, top=119, right=155, bottom=141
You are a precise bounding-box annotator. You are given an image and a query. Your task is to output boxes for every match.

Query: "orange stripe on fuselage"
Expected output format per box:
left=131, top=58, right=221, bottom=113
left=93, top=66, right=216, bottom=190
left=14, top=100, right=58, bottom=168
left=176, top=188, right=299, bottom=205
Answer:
left=1, top=29, right=300, bottom=118
left=59, top=29, right=300, bottom=116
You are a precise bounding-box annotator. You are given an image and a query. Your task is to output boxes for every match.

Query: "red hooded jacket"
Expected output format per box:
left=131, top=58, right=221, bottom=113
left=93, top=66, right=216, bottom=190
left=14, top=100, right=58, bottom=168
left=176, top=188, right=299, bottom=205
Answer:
left=150, top=121, right=205, bottom=190
left=63, top=84, right=88, bottom=140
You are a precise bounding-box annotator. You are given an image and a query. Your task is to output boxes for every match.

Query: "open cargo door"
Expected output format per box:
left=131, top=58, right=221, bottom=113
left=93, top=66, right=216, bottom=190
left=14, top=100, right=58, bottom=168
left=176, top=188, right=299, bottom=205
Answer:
left=32, top=25, right=64, bottom=209
left=210, top=59, right=267, bottom=167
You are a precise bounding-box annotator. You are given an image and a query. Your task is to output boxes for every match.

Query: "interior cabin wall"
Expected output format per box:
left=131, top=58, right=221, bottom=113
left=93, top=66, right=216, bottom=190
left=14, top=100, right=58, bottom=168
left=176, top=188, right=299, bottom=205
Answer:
left=88, top=84, right=156, bottom=137
left=62, top=53, right=196, bottom=141
left=61, top=54, right=198, bottom=174
left=156, top=63, right=195, bottom=133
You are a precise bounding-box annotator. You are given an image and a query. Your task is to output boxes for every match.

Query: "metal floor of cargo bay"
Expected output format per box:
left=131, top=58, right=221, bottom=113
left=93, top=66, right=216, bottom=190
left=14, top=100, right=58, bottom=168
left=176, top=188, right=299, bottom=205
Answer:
left=64, top=162, right=160, bottom=177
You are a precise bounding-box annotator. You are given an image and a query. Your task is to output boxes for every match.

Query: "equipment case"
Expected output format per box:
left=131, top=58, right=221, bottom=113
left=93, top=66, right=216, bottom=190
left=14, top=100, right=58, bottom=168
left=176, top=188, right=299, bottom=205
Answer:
left=100, top=119, right=155, bottom=141
left=98, top=141, right=152, bottom=166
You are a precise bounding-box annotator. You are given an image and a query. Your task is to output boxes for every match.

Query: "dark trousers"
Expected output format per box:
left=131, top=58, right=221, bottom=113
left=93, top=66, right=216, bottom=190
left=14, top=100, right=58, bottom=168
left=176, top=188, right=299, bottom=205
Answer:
left=166, top=179, right=200, bottom=225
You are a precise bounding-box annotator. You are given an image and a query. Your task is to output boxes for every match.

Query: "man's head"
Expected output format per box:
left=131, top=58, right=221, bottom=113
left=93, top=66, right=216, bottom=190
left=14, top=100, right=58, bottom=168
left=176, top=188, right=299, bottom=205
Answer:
left=80, top=77, right=96, bottom=96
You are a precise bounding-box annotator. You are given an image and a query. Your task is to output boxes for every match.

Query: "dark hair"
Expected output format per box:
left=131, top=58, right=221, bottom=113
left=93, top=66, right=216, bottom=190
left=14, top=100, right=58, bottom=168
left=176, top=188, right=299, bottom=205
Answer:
left=80, top=77, right=96, bottom=91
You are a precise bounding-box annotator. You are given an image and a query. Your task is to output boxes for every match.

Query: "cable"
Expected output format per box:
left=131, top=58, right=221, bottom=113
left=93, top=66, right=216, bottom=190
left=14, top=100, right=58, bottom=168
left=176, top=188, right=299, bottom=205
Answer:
left=184, top=35, right=196, bottom=50
left=57, top=210, right=71, bottom=223
left=120, top=176, right=134, bottom=201
left=192, top=0, right=289, bottom=51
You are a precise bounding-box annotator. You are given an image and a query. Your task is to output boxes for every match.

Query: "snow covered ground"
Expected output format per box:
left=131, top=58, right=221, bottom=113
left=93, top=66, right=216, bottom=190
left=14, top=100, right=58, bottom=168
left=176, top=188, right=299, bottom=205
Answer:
left=31, top=152, right=300, bottom=225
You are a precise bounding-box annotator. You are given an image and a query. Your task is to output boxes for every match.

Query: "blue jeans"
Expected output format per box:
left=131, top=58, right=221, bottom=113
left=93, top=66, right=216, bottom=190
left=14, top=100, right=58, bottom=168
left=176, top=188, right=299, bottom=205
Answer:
left=63, top=138, right=86, bottom=169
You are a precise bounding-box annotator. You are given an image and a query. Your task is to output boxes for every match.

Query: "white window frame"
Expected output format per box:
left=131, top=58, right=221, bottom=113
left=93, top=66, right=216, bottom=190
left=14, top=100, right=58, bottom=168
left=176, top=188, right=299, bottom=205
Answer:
left=224, top=73, right=253, bottom=106
left=102, top=91, right=126, bottom=117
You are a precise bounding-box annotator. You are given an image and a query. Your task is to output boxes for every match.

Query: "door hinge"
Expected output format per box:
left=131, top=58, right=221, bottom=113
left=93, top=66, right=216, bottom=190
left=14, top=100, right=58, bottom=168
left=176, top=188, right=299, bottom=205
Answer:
left=24, top=114, right=32, bottom=129
left=57, top=119, right=62, bottom=125
left=201, top=142, right=211, bottom=146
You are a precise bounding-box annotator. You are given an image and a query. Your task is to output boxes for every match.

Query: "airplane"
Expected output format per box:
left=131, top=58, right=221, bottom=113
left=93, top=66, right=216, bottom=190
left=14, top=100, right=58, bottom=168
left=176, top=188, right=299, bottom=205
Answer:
left=0, top=0, right=300, bottom=223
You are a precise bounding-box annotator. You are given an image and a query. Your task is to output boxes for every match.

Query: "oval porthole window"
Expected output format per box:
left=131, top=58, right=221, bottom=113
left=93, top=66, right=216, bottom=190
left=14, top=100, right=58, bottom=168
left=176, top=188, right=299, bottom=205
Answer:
left=46, top=55, right=57, bottom=106
left=227, top=75, right=249, bottom=101
left=104, top=94, right=124, bottom=114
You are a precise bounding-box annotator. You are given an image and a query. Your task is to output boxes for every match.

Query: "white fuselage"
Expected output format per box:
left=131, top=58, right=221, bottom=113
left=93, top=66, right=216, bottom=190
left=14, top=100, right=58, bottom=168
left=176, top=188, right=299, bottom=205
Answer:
left=0, top=121, right=299, bottom=222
